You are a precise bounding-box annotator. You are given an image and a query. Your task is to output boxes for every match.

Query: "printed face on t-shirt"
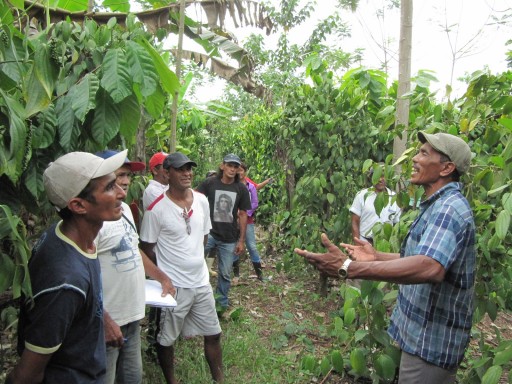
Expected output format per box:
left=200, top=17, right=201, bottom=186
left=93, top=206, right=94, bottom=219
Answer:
left=213, top=191, right=236, bottom=223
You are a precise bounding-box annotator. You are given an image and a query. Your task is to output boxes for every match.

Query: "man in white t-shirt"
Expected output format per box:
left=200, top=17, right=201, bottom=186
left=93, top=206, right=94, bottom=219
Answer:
left=143, top=152, right=169, bottom=211
left=95, top=150, right=173, bottom=384
left=350, top=167, right=401, bottom=244
left=140, top=152, right=223, bottom=384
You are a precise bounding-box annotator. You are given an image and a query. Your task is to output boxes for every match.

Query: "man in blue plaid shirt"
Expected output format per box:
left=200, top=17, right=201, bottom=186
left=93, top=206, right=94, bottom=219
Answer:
left=295, top=131, right=474, bottom=384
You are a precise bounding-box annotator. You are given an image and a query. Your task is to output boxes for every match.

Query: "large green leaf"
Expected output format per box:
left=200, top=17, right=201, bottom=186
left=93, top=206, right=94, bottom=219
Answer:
left=33, top=106, right=57, bottom=149
left=24, top=65, right=52, bottom=118
left=118, top=94, right=141, bottom=144
left=91, top=89, right=120, bottom=146
left=349, top=348, right=366, bottom=375
left=375, top=354, right=396, bottom=380
left=126, top=41, right=158, bottom=98
left=482, top=365, right=502, bottom=384
left=56, top=94, right=76, bottom=150
left=34, top=43, right=58, bottom=100
left=496, top=210, right=510, bottom=240
left=0, top=90, right=26, bottom=182
left=0, top=252, right=15, bottom=293
left=72, top=73, right=99, bottom=122
left=101, top=48, right=132, bottom=103
left=139, top=39, right=179, bottom=95
left=24, top=162, right=44, bottom=200
left=56, top=0, right=88, bottom=12
left=102, top=0, right=130, bottom=12
left=144, top=84, right=166, bottom=119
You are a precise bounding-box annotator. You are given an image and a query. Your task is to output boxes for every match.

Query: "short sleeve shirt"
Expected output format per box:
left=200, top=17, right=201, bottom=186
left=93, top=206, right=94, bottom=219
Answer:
left=388, top=182, right=475, bottom=369
left=196, top=177, right=251, bottom=242
left=17, top=222, right=106, bottom=383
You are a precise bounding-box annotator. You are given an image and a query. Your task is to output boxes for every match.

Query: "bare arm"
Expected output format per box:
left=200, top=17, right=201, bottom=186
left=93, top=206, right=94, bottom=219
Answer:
left=6, top=349, right=52, bottom=384
left=256, top=177, right=273, bottom=191
left=140, top=249, right=175, bottom=297
left=295, top=233, right=445, bottom=284
left=351, top=214, right=361, bottom=241
left=103, top=310, right=124, bottom=348
left=139, top=241, right=157, bottom=264
left=235, top=210, right=248, bottom=255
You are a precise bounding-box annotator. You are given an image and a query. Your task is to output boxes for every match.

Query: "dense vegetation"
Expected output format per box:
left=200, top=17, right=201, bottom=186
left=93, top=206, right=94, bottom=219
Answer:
left=1, top=0, right=512, bottom=382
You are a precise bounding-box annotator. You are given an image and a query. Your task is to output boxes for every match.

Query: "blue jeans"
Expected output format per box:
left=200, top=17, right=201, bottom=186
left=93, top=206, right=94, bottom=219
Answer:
left=205, top=234, right=236, bottom=309
left=245, top=224, right=261, bottom=263
left=105, top=320, right=143, bottom=384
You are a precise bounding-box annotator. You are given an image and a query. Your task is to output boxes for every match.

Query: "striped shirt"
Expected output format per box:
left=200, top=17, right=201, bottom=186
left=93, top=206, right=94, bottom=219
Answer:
left=388, top=182, right=475, bottom=369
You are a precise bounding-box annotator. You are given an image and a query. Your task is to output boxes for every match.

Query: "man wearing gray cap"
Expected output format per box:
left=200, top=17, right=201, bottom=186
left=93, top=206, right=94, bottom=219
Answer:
left=196, top=153, right=251, bottom=314
left=295, top=131, right=475, bottom=384
left=6, top=150, right=128, bottom=384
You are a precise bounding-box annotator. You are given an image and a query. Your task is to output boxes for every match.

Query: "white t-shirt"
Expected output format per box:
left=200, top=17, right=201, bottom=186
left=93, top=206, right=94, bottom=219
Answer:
left=143, top=180, right=169, bottom=211
left=349, top=188, right=401, bottom=239
left=140, top=190, right=211, bottom=288
left=95, top=202, right=145, bottom=326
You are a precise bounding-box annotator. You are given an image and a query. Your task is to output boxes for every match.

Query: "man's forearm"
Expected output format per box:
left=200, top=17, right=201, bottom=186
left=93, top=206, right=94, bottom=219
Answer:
left=374, top=251, right=400, bottom=261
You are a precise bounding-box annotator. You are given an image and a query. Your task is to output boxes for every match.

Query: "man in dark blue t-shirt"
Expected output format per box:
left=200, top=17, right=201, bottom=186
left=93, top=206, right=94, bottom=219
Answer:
left=6, top=150, right=128, bottom=384
left=197, top=153, right=251, bottom=313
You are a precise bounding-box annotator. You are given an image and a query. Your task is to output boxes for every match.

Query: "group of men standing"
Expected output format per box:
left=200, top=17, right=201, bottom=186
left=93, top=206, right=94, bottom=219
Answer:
left=6, top=130, right=476, bottom=384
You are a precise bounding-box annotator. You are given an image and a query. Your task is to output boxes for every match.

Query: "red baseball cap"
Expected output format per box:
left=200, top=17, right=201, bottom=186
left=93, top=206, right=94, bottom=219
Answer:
left=149, top=152, right=168, bottom=171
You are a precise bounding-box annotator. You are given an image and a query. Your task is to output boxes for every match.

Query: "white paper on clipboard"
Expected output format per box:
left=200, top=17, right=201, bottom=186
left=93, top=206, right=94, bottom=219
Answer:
left=145, top=279, right=177, bottom=307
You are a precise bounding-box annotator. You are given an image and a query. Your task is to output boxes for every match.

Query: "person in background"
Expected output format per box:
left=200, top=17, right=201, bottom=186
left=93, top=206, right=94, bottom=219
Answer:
left=143, top=152, right=169, bottom=211
left=196, top=153, right=251, bottom=314
left=6, top=150, right=128, bottom=383
left=350, top=165, right=401, bottom=244
left=296, top=131, right=474, bottom=384
left=232, top=163, right=265, bottom=283
left=246, top=175, right=273, bottom=191
left=140, top=152, right=223, bottom=383
left=94, top=150, right=174, bottom=384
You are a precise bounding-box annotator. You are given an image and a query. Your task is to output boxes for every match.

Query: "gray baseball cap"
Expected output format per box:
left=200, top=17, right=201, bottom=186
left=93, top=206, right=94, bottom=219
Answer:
left=43, top=150, right=128, bottom=210
left=163, top=152, right=197, bottom=169
left=223, top=153, right=241, bottom=165
left=418, top=131, right=471, bottom=174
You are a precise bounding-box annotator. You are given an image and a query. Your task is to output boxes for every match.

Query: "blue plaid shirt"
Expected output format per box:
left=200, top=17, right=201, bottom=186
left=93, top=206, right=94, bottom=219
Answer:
left=388, top=182, right=475, bottom=369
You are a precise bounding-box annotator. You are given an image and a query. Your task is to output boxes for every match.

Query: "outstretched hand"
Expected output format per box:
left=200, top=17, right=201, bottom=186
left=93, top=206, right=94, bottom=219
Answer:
left=340, top=237, right=377, bottom=262
left=294, top=233, right=349, bottom=278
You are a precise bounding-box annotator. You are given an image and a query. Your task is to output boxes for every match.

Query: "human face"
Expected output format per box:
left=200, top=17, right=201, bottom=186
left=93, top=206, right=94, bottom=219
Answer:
left=219, top=197, right=229, bottom=211
left=221, top=162, right=240, bottom=180
left=115, top=165, right=132, bottom=193
left=152, top=164, right=169, bottom=185
left=238, top=167, right=246, bottom=181
left=411, top=143, right=450, bottom=196
left=374, top=176, right=386, bottom=192
left=168, top=164, right=193, bottom=190
left=83, top=173, right=126, bottom=222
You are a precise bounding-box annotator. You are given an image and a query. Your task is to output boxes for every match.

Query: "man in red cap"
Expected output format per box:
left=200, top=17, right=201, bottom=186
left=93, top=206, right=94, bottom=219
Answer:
left=143, top=152, right=169, bottom=211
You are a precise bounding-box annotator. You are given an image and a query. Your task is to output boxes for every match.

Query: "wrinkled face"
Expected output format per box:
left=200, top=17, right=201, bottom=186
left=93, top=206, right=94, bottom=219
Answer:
left=221, top=162, right=240, bottom=179
left=411, top=143, right=446, bottom=187
left=168, top=164, right=193, bottom=190
left=82, top=173, right=126, bottom=222
left=115, top=165, right=132, bottom=193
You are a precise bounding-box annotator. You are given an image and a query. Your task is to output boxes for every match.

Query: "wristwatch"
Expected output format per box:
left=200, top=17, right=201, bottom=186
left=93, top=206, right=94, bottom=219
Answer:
left=338, top=259, right=352, bottom=280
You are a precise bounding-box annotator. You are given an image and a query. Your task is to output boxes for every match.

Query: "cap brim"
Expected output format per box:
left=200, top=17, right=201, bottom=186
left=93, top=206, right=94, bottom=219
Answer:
left=93, top=149, right=128, bottom=178
left=126, top=161, right=146, bottom=172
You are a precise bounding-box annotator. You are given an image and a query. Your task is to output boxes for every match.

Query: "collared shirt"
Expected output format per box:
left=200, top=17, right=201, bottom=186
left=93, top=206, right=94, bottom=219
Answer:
left=388, top=182, right=475, bottom=369
left=245, top=181, right=258, bottom=220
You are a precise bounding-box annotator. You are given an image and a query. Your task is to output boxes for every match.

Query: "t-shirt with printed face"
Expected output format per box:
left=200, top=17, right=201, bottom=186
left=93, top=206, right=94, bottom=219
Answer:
left=196, top=177, right=251, bottom=242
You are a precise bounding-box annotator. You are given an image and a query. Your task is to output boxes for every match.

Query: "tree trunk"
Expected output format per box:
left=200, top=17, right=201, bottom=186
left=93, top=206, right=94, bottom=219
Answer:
left=169, top=0, right=186, bottom=152
left=393, top=0, right=413, bottom=170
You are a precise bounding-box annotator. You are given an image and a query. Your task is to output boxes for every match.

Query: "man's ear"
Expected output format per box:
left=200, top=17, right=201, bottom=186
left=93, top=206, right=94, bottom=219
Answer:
left=67, top=198, right=88, bottom=214
left=440, top=161, right=457, bottom=178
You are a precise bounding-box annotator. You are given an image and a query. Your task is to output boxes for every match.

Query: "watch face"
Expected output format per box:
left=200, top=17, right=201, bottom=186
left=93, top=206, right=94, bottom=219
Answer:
left=338, top=268, right=348, bottom=278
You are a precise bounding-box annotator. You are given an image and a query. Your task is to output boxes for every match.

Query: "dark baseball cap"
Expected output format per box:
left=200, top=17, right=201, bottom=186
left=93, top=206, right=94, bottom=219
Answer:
left=223, top=153, right=241, bottom=165
left=163, top=152, right=197, bottom=169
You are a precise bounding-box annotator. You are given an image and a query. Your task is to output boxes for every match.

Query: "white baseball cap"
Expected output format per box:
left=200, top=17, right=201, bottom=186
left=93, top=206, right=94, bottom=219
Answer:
left=43, top=150, right=128, bottom=210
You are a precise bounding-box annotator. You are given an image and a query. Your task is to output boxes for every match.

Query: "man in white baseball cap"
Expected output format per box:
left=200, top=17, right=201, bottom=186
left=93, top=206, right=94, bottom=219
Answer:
left=7, top=150, right=128, bottom=384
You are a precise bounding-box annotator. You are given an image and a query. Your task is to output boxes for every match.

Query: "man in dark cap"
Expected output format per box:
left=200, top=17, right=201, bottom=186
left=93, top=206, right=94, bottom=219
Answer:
left=295, top=131, right=474, bottom=384
left=196, top=153, right=251, bottom=313
left=140, top=152, right=223, bottom=383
